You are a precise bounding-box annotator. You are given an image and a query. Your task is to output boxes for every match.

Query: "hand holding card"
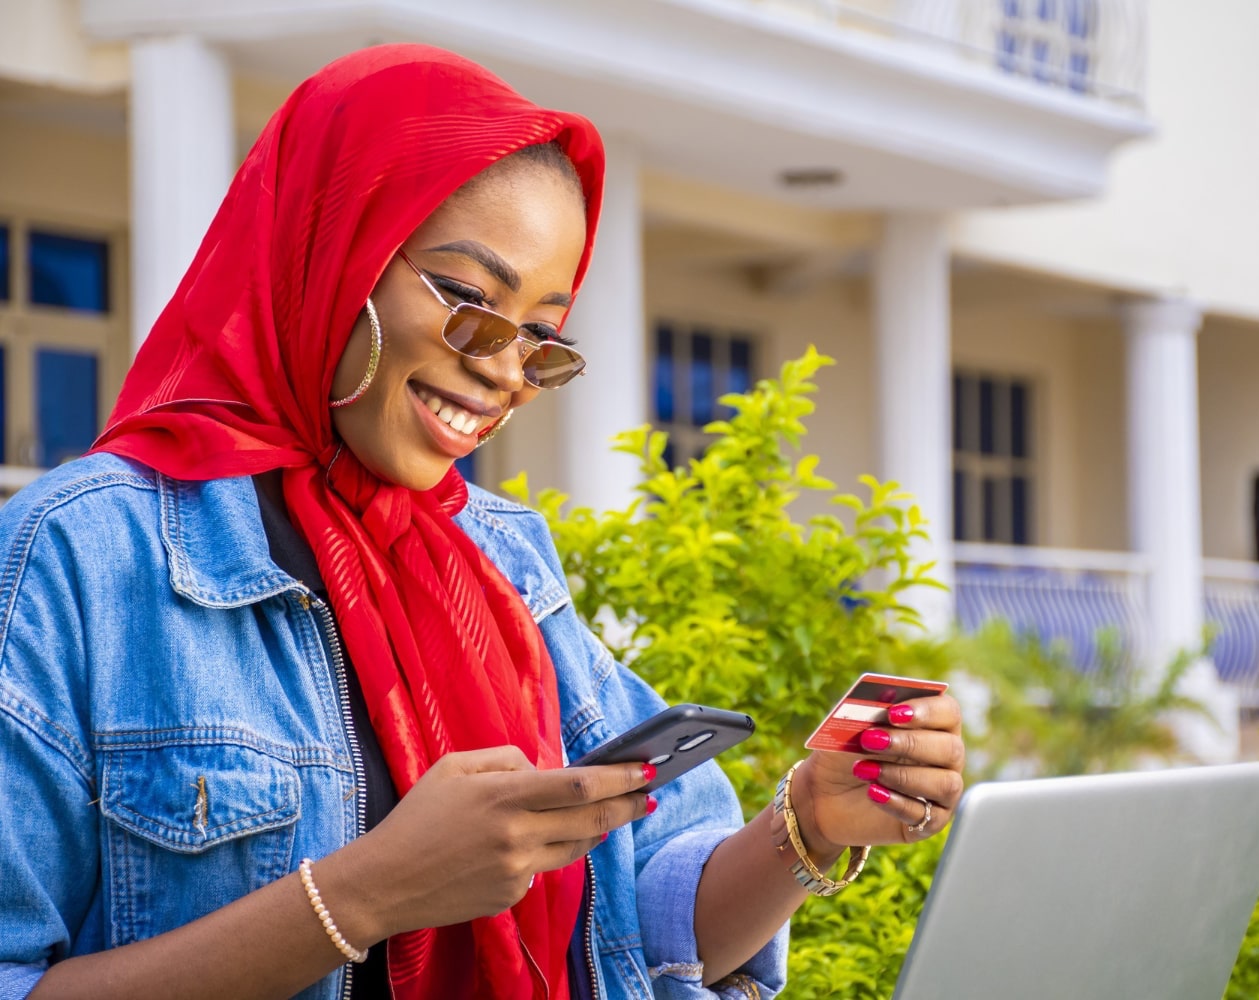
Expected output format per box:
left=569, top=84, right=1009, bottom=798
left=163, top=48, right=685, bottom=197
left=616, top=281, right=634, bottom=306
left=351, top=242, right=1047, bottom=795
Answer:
left=805, top=672, right=949, bottom=754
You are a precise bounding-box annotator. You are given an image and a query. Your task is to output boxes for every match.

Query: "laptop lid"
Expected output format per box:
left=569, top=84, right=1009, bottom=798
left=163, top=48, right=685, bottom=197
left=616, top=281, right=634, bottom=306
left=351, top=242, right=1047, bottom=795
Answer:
left=892, top=762, right=1259, bottom=1000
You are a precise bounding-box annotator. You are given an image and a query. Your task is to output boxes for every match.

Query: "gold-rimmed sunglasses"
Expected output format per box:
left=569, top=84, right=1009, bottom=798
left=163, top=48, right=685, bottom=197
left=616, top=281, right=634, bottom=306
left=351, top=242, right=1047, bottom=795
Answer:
left=396, top=249, right=587, bottom=389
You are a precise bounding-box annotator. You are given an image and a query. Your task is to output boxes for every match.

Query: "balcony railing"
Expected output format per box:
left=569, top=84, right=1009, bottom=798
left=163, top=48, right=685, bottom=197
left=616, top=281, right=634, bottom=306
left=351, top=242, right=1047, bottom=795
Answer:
left=747, top=0, right=1147, bottom=108
left=1204, top=559, right=1259, bottom=706
left=954, top=542, right=1150, bottom=671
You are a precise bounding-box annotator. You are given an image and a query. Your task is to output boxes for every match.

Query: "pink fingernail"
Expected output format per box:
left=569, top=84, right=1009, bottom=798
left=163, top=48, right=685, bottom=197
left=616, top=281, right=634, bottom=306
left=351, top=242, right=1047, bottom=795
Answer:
left=601, top=831, right=609, bottom=842
left=888, top=704, right=915, bottom=725
left=645, top=795, right=658, bottom=815
left=852, top=760, right=882, bottom=781
left=860, top=728, right=891, bottom=751
left=642, top=762, right=658, bottom=784
left=867, top=784, right=892, bottom=804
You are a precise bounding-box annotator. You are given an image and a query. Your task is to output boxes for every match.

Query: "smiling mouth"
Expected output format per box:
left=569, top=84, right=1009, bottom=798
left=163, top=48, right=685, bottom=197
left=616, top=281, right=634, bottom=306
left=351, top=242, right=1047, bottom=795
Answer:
left=412, top=385, right=486, bottom=436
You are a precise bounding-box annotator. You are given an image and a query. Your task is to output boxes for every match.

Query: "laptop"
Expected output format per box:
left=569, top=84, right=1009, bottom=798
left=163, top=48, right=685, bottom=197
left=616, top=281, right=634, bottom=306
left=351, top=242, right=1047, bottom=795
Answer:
left=892, top=762, right=1259, bottom=1000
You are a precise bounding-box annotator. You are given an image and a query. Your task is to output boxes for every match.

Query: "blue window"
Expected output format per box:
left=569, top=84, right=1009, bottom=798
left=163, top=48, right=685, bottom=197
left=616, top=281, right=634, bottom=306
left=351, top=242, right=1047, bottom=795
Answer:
left=29, top=231, right=110, bottom=313
left=954, top=371, right=1035, bottom=545
left=655, top=325, right=675, bottom=423
left=0, top=225, right=10, bottom=303
left=36, top=349, right=98, bottom=465
left=651, top=323, right=757, bottom=469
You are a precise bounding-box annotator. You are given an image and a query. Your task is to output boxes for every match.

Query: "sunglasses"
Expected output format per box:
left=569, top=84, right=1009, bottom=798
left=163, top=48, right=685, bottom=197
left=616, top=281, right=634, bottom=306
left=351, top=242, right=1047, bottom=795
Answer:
left=396, top=249, right=587, bottom=389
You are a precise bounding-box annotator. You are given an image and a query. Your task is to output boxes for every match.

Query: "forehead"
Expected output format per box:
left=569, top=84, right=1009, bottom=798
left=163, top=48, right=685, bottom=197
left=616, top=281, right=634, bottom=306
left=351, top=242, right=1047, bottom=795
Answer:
left=407, top=162, right=588, bottom=282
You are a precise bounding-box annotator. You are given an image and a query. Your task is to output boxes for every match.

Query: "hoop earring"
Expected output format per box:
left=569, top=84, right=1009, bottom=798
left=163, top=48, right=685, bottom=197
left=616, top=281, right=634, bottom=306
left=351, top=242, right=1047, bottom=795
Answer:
left=475, top=408, right=513, bottom=448
left=330, top=298, right=382, bottom=408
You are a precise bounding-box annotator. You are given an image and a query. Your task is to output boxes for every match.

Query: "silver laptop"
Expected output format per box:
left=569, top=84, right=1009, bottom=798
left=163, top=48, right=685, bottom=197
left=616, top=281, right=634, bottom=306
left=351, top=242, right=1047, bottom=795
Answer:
left=892, top=762, right=1259, bottom=1000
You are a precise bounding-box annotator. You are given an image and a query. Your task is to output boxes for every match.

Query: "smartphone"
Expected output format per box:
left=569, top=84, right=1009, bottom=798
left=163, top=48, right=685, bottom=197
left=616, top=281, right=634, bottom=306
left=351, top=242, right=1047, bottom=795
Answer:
left=568, top=704, right=756, bottom=792
left=804, top=672, right=949, bottom=754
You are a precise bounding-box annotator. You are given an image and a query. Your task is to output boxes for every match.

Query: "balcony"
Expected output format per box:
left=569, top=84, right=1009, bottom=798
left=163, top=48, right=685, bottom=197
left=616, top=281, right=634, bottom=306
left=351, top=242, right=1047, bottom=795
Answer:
left=956, top=544, right=1259, bottom=705
left=747, top=0, right=1147, bottom=109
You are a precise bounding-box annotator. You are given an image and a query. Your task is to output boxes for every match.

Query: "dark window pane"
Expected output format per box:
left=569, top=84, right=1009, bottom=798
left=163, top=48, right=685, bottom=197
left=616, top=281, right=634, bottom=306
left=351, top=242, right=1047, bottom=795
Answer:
left=1010, top=381, right=1028, bottom=458
left=36, top=349, right=98, bottom=465
left=662, top=440, right=675, bottom=470
left=1012, top=475, right=1030, bottom=545
left=690, top=333, right=714, bottom=426
left=29, top=231, right=109, bottom=313
left=454, top=453, right=476, bottom=485
left=953, top=469, right=968, bottom=541
left=982, top=477, right=998, bottom=542
left=0, top=225, right=10, bottom=302
left=979, top=378, right=996, bottom=455
left=728, top=339, right=752, bottom=395
left=654, top=325, right=675, bottom=423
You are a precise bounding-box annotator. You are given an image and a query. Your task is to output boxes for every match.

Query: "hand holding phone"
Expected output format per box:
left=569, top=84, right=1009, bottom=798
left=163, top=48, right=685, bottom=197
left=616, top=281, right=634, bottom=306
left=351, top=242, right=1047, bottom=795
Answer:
left=569, top=704, right=755, bottom=792
left=805, top=672, right=948, bottom=754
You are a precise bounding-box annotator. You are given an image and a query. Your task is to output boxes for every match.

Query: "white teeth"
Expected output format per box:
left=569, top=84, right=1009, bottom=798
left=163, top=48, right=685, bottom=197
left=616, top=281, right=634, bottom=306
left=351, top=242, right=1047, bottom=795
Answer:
left=416, top=387, right=481, bottom=435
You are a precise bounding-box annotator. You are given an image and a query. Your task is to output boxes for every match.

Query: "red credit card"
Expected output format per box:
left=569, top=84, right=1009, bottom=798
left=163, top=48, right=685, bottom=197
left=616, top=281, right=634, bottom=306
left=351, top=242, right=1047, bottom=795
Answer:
left=805, top=673, right=949, bottom=753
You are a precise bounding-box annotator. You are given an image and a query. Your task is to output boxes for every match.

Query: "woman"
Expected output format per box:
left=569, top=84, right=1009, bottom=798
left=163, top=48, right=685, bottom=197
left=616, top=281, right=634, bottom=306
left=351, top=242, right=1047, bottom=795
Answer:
left=0, top=45, right=964, bottom=999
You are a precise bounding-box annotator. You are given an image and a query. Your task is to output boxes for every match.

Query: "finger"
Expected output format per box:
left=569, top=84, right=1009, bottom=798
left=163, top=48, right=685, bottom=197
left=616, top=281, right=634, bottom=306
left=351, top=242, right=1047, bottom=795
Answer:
left=885, top=694, right=962, bottom=733
left=856, top=725, right=965, bottom=771
left=866, top=783, right=950, bottom=841
left=852, top=759, right=964, bottom=811
left=437, top=745, right=536, bottom=775
left=514, top=761, right=654, bottom=811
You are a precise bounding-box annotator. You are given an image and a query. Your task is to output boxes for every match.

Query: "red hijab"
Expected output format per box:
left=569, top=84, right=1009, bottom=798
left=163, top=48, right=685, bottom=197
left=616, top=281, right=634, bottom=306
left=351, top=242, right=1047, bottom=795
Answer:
left=92, top=44, right=604, bottom=999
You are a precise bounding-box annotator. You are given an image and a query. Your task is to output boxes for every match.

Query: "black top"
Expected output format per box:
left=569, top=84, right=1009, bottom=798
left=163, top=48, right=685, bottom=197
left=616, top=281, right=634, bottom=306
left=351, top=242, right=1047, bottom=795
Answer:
left=253, top=478, right=396, bottom=997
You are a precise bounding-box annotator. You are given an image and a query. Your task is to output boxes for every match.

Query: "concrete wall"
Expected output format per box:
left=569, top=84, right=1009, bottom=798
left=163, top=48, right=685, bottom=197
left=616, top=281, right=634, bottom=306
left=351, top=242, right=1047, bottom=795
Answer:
left=1200, top=317, right=1259, bottom=561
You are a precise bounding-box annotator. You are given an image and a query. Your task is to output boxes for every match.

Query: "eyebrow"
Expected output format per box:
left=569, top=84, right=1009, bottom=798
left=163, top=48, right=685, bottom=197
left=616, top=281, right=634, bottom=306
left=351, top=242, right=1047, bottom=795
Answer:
left=423, top=240, right=572, bottom=308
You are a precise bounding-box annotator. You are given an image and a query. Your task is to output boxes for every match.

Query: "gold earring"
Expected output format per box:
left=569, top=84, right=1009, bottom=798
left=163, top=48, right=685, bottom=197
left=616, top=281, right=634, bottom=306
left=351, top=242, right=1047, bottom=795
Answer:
left=330, top=298, right=382, bottom=408
left=475, top=408, right=513, bottom=449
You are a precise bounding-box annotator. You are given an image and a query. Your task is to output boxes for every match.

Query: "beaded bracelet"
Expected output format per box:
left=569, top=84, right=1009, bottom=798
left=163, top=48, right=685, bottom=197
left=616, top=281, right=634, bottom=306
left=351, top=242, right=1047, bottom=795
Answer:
left=772, top=761, right=870, bottom=896
left=298, top=858, right=369, bottom=964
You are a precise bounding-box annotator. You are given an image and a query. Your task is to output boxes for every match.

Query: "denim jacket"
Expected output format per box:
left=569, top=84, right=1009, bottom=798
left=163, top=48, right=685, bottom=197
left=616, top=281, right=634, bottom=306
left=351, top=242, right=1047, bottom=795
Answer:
left=0, top=453, right=787, bottom=1000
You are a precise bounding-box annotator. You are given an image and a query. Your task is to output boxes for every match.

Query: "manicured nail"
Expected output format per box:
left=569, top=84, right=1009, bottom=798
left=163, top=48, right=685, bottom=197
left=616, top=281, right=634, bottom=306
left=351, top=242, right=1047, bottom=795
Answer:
left=860, top=728, right=891, bottom=751
left=601, top=831, right=609, bottom=842
left=642, top=762, right=658, bottom=784
left=888, top=704, right=915, bottom=725
left=852, top=760, right=882, bottom=782
left=867, top=784, right=892, bottom=804
left=645, top=795, right=658, bottom=815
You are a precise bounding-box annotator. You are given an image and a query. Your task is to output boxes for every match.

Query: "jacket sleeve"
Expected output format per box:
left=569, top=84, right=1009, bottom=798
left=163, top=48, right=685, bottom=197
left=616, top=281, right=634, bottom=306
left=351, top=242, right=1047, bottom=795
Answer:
left=0, top=505, right=100, bottom=993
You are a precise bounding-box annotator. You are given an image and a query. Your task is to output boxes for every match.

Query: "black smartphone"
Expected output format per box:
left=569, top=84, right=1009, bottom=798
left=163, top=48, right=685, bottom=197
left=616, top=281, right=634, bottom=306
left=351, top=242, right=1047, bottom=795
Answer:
left=568, top=704, right=756, bottom=792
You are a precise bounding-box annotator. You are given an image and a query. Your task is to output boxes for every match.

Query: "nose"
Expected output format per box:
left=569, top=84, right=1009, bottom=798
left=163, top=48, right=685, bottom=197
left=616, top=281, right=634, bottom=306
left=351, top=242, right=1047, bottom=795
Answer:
left=466, top=336, right=528, bottom=393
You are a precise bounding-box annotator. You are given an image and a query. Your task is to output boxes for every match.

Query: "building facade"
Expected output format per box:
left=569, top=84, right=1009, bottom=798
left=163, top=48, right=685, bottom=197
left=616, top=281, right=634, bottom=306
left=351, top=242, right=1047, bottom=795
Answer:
left=3, top=0, right=1256, bottom=760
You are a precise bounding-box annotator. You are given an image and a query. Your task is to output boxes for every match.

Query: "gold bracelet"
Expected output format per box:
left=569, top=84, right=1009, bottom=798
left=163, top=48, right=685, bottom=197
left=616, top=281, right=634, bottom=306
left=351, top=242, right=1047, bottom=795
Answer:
left=298, top=858, right=369, bottom=964
left=772, top=761, right=870, bottom=897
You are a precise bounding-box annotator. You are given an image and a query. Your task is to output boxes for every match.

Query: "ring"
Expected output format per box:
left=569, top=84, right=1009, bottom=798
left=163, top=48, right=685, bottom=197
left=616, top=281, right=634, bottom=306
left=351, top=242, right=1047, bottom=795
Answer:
left=907, top=796, right=932, bottom=833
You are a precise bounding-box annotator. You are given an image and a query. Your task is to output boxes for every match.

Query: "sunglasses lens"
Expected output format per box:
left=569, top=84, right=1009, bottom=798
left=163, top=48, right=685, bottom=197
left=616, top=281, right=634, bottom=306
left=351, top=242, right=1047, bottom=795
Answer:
left=522, top=342, right=586, bottom=389
left=443, top=306, right=518, bottom=358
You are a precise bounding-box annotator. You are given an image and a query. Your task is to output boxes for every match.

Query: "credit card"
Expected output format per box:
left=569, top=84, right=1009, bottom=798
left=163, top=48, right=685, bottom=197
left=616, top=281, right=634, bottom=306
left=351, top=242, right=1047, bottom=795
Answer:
left=804, top=672, right=949, bottom=753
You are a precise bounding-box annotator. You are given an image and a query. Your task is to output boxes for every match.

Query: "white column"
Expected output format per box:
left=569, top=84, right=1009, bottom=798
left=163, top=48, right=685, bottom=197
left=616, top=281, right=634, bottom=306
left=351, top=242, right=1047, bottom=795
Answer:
left=1123, top=297, right=1237, bottom=763
left=872, top=213, right=954, bottom=631
left=557, top=135, right=647, bottom=513
left=129, top=35, right=234, bottom=353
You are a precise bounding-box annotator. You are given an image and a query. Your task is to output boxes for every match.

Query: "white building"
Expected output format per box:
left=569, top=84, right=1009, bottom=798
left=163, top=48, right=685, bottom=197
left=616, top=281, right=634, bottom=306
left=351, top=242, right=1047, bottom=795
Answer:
left=3, top=0, right=1255, bottom=760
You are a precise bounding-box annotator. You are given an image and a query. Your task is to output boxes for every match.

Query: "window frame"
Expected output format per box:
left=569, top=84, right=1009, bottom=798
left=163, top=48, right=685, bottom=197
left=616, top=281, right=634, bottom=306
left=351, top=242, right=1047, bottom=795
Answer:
left=0, top=210, right=129, bottom=494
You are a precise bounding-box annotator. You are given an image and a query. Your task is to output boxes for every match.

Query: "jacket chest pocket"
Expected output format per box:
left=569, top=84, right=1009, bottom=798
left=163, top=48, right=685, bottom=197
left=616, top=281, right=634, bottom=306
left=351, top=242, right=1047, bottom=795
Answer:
left=98, top=739, right=300, bottom=947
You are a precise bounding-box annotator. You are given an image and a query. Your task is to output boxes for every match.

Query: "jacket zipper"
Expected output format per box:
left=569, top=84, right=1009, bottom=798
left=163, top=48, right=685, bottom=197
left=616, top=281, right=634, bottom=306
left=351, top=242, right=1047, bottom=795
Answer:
left=583, top=855, right=601, bottom=1000
left=304, top=592, right=369, bottom=1000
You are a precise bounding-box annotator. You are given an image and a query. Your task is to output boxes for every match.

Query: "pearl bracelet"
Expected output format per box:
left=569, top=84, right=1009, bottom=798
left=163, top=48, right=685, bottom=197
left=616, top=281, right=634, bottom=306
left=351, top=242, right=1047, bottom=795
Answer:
left=298, top=858, right=369, bottom=964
